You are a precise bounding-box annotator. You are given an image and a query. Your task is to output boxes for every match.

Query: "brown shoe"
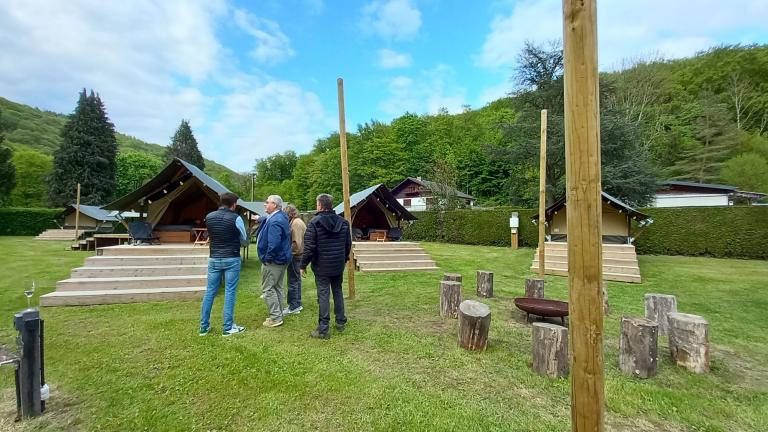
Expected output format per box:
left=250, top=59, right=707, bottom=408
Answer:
left=262, top=318, right=284, bottom=328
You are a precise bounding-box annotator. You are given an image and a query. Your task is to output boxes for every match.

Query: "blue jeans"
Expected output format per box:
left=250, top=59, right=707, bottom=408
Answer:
left=199, top=257, right=242, bottom=332
left=286, top=257, right=302, bottom=310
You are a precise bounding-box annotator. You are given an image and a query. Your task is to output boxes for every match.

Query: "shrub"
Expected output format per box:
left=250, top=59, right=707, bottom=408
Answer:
left=0, top=208, right=63, bottom=236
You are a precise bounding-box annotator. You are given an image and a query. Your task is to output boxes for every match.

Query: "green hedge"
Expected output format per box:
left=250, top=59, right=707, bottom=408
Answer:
left=403, top=208, right=539, bottom=247
left=0, top=208, right=63, bottom=236
left=634, top=206, right=768, bottom=259
left=403, top=206, right=768, bottom=259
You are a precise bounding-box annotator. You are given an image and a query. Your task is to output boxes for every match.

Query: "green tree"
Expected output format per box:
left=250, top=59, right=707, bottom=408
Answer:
left=254, top=151, right=298, bottom=184
left=671, top=92, right=740, bottom=182
left=166, top=120, right=205, bottom=170
left=9, top=149, right=52, bottom=207
left=720, top=153, right=768, bottom=193
left=115, top=152, right=164, bottom=198
left=0, top=124, right=16, bottom=206
left=48, top=89, right=118, bottom=206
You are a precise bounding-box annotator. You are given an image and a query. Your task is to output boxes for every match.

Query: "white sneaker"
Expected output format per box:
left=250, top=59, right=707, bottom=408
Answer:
left=283, top=306, right=303, bottom=315
left=223, top=324, right=245, bottom=336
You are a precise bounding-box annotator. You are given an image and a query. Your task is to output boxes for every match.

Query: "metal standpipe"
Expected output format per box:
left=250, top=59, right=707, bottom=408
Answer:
left=13, top=308, right=46, bottom=419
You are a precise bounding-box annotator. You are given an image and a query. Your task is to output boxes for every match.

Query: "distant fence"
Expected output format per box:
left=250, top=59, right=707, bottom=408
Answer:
left=402, top=206, right=768, bottom=260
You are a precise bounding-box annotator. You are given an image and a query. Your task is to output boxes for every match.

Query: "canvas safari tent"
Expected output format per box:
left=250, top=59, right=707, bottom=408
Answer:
left=333, top=184, right=416, bottom=240
left=104, top=158, right=263, bottom=242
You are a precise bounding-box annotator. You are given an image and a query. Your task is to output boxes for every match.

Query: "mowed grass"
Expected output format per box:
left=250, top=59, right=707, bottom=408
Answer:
left=0, top=237, right=766, bottom=431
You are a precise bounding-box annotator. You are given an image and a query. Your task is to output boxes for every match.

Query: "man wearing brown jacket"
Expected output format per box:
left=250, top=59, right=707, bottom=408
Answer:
left=283, top=204, right=306, bottom=315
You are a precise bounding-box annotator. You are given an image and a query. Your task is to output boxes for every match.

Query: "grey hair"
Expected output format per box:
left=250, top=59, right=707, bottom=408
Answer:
left=316, top=193, right=333, bottom=210
left=284, top=204, right=299, bottom=218
left=267, top=195, right=284, bottom=209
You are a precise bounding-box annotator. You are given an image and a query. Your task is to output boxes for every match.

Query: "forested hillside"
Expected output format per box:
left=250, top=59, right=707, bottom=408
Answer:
left=251, top=44, right=768, bottom=210
left=0, top=96, right=246, bottom=206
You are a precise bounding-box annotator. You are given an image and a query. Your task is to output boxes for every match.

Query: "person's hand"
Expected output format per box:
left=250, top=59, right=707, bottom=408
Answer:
left=300, top=269, right=307, bottom=278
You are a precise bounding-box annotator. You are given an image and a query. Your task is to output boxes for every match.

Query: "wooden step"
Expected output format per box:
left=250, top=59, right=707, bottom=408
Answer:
left=99, top=245, right=208, bottom=256
left=353, top=241, right=421, bottom=249
left=352, top=253, right=432, bottom=262
left=85, top=255, right=208, bottom=267
left=40, top=287, right=206, bottom=306
left=534, top=250, right=638, bottom=260
left=359, top=266, right=439, bottom=273
left=353, top=247, right=426, bottom=256
left=533, top=258, right=639, bottom=269
left=56, top=275, right=207, bottom=291
left=531, top=263, right=640, bottom=276
left=541, top=242, right=636, bottom=252
left=357, top=260, right=437, bottom=270
left=71, top=265, right=207, bottom=278
left=534, top=267, right=641, bottom=283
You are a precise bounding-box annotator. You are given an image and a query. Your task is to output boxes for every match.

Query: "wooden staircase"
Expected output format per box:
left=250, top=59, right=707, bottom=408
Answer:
left=40, top=244, right=209, bottom=306
left=35, top=229, right=81, bottom=241
left=353, top=241, right=439, bottom=272
left=530, top=242, right=642, bottom=283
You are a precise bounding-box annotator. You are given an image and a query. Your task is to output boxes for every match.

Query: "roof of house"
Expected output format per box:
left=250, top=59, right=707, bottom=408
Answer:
left=660, top=181, right=738, bottom=193
left=391, top=177, right=476, bottom=200
left=532, top=191, right=650, bottom=223
left=104, top=158, right=255, bottom=212
left=64, top=204, right=119, bottom=222
left=333, top=183, right=417, bottom=221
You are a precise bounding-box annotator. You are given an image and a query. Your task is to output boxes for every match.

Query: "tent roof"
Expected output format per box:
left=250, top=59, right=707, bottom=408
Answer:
left=532, top=191, right=650, bottom=223
left=64, top=204, right=119, bottom=222
left=104, top=158, right=253, bottom=212
left=333, top=184, right=417, bottom=221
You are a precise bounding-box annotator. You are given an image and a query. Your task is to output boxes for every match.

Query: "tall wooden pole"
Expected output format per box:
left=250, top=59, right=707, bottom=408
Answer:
left=563, top=0, right=604, bottom=431
left=538, top=109, right=548, bottom=278
left=74, top=183, right=81, bottom=241
left=337, top=78, right=356, bottom=299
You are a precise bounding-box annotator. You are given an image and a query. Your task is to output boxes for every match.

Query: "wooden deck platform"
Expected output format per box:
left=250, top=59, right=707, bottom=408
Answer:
left=530, top=242, right=642, bottom=283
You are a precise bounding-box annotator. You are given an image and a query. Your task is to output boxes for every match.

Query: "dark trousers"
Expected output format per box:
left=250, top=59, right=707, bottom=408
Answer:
left=286, top=257, right=302, bottom=310
left=315, top=274, right=347, bottom=334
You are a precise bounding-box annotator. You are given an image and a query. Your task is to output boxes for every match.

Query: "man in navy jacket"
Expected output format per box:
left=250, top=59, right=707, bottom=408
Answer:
left=300, top=193, right=352, bottom=339
left=256, top=194, right=292, bottom=327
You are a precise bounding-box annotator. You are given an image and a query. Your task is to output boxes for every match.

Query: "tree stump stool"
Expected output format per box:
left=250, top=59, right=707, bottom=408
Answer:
left=531, top=322, right=569, bottom=378
left=524, top=278, right=545, bottom=299
left=443, top=273, right=462, bottom=283
left=644, top=293, right=677, bottom=336
left=619, top=316, right=658, bottom=379
left=668, top=313, right=709, bottom=373
left=457, top=300, right=491, bottom=351
left=476, top=271, right=494, bottom=298
left=440, top=281, right=462, bottom=319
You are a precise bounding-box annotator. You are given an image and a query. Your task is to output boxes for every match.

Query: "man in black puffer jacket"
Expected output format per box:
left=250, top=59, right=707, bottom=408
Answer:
left=300, top=193, right=352, bottom=339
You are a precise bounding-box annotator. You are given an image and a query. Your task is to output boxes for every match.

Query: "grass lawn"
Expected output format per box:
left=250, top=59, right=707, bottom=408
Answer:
left=0, top=236, right=766, bottom=431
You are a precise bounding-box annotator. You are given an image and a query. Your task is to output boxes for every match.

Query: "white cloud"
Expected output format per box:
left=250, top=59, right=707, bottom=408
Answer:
left=380, top=65, right=467, bottom=116
left=233, top=8, right=295, bottom=65
left=0, top=0, right=331, bottom=171
left=477, top=0, right=768, bottom=71
left=377, top=49, right=412, bottom=69
left=361, top=0, right=422, bottom=41
left=202, top=77, right=334, bottom=171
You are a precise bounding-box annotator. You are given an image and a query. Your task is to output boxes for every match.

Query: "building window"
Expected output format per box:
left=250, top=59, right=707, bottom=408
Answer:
left=403, top=198, right=412, bottom=207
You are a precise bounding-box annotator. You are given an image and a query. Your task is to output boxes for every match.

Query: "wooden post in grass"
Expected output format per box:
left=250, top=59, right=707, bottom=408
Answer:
left=458, top=300, right=491, bottom=351
left=563, top=0, right=605, bottom=430
left=74, top=183, right=81, bottom=241
left=532, top=322, right=569, bottom=378
left=476, top=271, right=493, bottom=298
left=619, top=317, right=658, bottom=379
left=440, top=280, right=462, bottom=318
left=538, top=109, right=548, bottom=278
left=337, top=78, right=356, bottom=299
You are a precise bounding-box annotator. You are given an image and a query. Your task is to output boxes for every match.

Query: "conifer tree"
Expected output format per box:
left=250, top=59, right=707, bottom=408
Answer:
left=0, top=112, right=17, bottom=206
left=48, top=89, right=118, bottom=206
left=166, top=120, right=205, bottom=170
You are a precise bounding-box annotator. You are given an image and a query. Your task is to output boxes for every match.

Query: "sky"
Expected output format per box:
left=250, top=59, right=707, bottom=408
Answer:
left=1, top=0, right=767, bottom=172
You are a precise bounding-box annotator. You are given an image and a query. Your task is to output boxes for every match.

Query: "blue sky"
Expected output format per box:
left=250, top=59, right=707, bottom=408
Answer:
left=1, top=0, right=767, bottom=171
